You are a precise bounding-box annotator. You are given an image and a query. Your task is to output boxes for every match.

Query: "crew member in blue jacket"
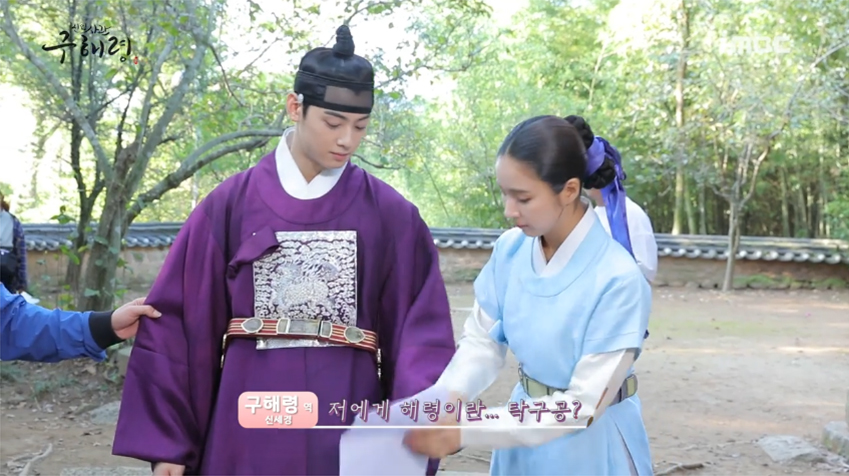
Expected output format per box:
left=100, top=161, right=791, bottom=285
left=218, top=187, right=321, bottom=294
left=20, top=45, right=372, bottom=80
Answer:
left=1, top=283, right=161, bottom=362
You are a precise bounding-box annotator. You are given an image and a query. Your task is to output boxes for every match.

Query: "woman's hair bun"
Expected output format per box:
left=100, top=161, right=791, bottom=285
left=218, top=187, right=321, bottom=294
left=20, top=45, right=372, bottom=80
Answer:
left=563, top=115, right=594, bottom=150
left=563, top=115, right=616, bottom=189
left=584, top=158, right=617, bottom=189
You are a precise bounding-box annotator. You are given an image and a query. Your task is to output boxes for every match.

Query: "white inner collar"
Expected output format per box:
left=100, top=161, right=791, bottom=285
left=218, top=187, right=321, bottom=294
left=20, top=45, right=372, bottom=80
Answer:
left=531, top=197, right=598, bottom=277
left=274, top=127, right=347, bottom=200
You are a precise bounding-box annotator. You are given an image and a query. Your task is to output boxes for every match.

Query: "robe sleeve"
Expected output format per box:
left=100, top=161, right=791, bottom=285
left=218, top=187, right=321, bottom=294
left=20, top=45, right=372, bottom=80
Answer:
left=582, top=271, right=651, bottom=358
left=628, top=209, right=658, bottom=283
left=111, top=206, right=229, bottom=473
left=432, top=232, right=513, bottom=400
left=459, top=349, right=635, bottom=449
left=435, top=300, right=507, bottom=401
left=0, top=283, right=107, bottom=362
left=378, top=207, right=456, bottom=402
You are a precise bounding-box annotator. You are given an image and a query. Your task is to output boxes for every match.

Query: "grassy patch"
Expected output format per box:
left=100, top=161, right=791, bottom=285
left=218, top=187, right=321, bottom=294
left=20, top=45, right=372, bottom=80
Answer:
left=444, top=267, right=483, bottom=283
left=0, top=362, right=25, bottom=383
left=813, top=278, right=848, bottom=289
left=732, top=274, right=847, bottom=290
left=30, top=375, right=79, bottom=399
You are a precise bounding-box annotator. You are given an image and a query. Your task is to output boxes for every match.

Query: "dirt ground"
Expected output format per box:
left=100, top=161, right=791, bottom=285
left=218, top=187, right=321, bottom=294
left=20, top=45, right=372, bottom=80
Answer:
left=1, top=286, right=847, bottom=475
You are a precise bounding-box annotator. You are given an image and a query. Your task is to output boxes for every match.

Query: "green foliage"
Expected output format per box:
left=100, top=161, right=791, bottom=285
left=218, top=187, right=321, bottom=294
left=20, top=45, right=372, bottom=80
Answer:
left=2, top=0, right=848, bottom=303
left=0, top=362, right=25, bottom=383
left=731, top=273, right=848, bottom=290
left=825, top=168, right=849, bottom=240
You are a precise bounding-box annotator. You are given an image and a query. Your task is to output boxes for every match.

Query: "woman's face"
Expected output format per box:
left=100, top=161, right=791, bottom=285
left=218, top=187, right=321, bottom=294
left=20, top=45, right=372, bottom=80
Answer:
left=495, top=154, right=581, bottom=237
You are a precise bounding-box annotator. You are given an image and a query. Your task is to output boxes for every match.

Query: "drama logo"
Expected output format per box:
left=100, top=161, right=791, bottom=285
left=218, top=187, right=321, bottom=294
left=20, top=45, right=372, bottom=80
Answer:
left=717, top=35, right=792, bottom=56
left=42, top=23, right=137, bottom=64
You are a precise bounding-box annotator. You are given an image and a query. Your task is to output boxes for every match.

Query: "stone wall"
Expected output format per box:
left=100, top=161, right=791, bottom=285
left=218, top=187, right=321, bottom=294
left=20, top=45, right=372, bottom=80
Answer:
left=24, top=247, right=171, bottom=294
left=436, top=247, right=849, bottom=288
left=654, top=255, right=849, bottom=288
left=23, top=245, right=849, bottom=294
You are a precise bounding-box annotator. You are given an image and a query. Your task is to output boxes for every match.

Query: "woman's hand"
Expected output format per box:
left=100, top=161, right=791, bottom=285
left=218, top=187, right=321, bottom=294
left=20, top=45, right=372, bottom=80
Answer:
left=403, top=416, right=462, bottom=458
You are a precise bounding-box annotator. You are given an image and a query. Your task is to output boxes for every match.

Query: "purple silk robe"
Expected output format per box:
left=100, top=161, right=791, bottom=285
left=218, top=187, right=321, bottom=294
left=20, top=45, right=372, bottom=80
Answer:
left=112, top=152, right=456, bottom=475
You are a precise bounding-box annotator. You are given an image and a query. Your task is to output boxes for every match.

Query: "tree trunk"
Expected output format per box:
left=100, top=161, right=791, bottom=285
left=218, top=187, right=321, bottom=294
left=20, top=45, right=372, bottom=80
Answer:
left=672, top=168, right=685, bottom=235
left=191, top=171, right=200, bottom=208
left=63, top=207, right=89, bottom=297
left=64, top=118, right=86, bottom=297
left=808, top=185, right=817, bottom=238
left=721, top=201, right=740, bottom=292
left=79, top=191, right=128, bottom=311
left=794, top=179, right=808, bottom=237
left=79, top=144, right=138, bottom=311
left=671, top=0, right=690, bottom=235
left=779, top=167, right=791, bottom=236
left=684, top=178, right=696, bottom=234
left=714, top=192, right=725, bottom=234
left=698, top=181, right=707, bottom=234
left=65, top=5, right=93, bottom=299
left=818, top=151, right=828, bottom=237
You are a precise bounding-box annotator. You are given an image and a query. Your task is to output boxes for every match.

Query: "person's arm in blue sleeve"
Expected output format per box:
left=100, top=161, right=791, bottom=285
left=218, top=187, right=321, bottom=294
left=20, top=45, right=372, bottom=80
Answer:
left=0, top=284, right=160, bottom=363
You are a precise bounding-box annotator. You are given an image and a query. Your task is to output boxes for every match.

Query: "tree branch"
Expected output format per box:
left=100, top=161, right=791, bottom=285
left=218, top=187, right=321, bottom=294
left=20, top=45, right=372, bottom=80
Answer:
left=135, top=35, right=175, bottom=154
left=741, top=143, right=771, bottom=207
left=0, top=0, right=114, bottom=183
left=181, top=129, right=284, bottom=169
left=344, top=0, right=402, bottom=25
left=205, top=40, right=244, bottom=107
left=776, top=36, right=849, bottom=137
left=116, top=59, right=149, bottom=154
left=352, top=153, right=403, bottom=169
left=236, top=37, right=281, bottom=76
left=130, top=4, right=214, bottom=192
left=126, top=131, right=282, bottom=222
left=159, top=134, right=180, bottom=145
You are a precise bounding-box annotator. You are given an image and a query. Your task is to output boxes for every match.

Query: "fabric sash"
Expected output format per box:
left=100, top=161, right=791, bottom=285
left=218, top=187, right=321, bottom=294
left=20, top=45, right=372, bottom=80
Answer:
left=585, top=137, right=633, bottom=257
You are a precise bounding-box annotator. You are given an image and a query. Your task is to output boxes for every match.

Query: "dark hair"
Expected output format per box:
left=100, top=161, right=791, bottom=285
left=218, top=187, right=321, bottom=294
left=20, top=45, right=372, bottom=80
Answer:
left=563, top=115, right=617, bottom=190
left=296, top=25, right=374, bottom=117
left=0, top=192, right=8, bottom=212
left=497, top=115, right=587, bottom=194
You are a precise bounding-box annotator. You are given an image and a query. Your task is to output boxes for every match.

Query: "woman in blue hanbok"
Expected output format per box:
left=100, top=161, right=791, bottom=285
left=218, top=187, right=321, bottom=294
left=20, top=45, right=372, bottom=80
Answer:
left=404, top=115, right=653, bottom=475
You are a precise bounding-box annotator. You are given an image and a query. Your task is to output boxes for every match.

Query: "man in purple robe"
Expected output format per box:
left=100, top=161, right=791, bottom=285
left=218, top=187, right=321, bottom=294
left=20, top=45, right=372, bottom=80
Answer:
left=112, top=25, right=456, bottom=476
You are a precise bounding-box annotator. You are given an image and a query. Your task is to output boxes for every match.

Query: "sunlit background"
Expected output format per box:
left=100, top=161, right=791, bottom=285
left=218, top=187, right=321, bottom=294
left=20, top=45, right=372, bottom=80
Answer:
left=0, top=0, right=527, bottom=221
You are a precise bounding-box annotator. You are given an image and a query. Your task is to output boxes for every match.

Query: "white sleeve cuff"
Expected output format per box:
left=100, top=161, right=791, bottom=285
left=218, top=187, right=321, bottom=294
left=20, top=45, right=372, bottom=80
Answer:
left=434, top=300, right=508, bottom=401
left=458, top=349, right=637, bottom=449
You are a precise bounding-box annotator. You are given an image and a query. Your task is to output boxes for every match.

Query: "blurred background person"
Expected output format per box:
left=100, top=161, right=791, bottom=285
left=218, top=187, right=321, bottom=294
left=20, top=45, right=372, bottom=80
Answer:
left=0, top=191, right=28, bottom=294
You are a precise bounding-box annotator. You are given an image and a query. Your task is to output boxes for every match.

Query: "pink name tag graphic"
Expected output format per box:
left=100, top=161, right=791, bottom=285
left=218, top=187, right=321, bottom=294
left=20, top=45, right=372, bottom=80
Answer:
left=238, top=392, right=319, bottom=429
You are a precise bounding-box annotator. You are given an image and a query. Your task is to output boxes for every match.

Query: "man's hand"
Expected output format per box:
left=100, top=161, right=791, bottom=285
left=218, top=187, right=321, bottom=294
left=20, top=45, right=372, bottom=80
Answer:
left=152, top=462, right=185, bottom=476
left=111, top=297, right=161, bottom=340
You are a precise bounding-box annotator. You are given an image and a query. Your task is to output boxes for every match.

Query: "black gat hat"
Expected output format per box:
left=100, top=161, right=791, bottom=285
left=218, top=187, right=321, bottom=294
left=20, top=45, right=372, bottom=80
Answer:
left=294, top=25, right=375, bottom=115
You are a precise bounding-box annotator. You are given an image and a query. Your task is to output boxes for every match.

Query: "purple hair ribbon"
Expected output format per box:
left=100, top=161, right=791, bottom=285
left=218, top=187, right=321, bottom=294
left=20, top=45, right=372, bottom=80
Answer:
left=586, top=136, right=633, bottom=258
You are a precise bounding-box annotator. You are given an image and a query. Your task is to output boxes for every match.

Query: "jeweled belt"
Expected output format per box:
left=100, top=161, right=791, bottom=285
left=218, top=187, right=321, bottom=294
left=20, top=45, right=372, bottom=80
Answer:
left=222, top=317, right=379, bottom=361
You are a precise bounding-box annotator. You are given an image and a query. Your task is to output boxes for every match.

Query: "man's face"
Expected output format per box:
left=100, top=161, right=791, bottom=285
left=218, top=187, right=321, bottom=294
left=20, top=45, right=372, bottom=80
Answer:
left=286, top=93, right=370, bottom=170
